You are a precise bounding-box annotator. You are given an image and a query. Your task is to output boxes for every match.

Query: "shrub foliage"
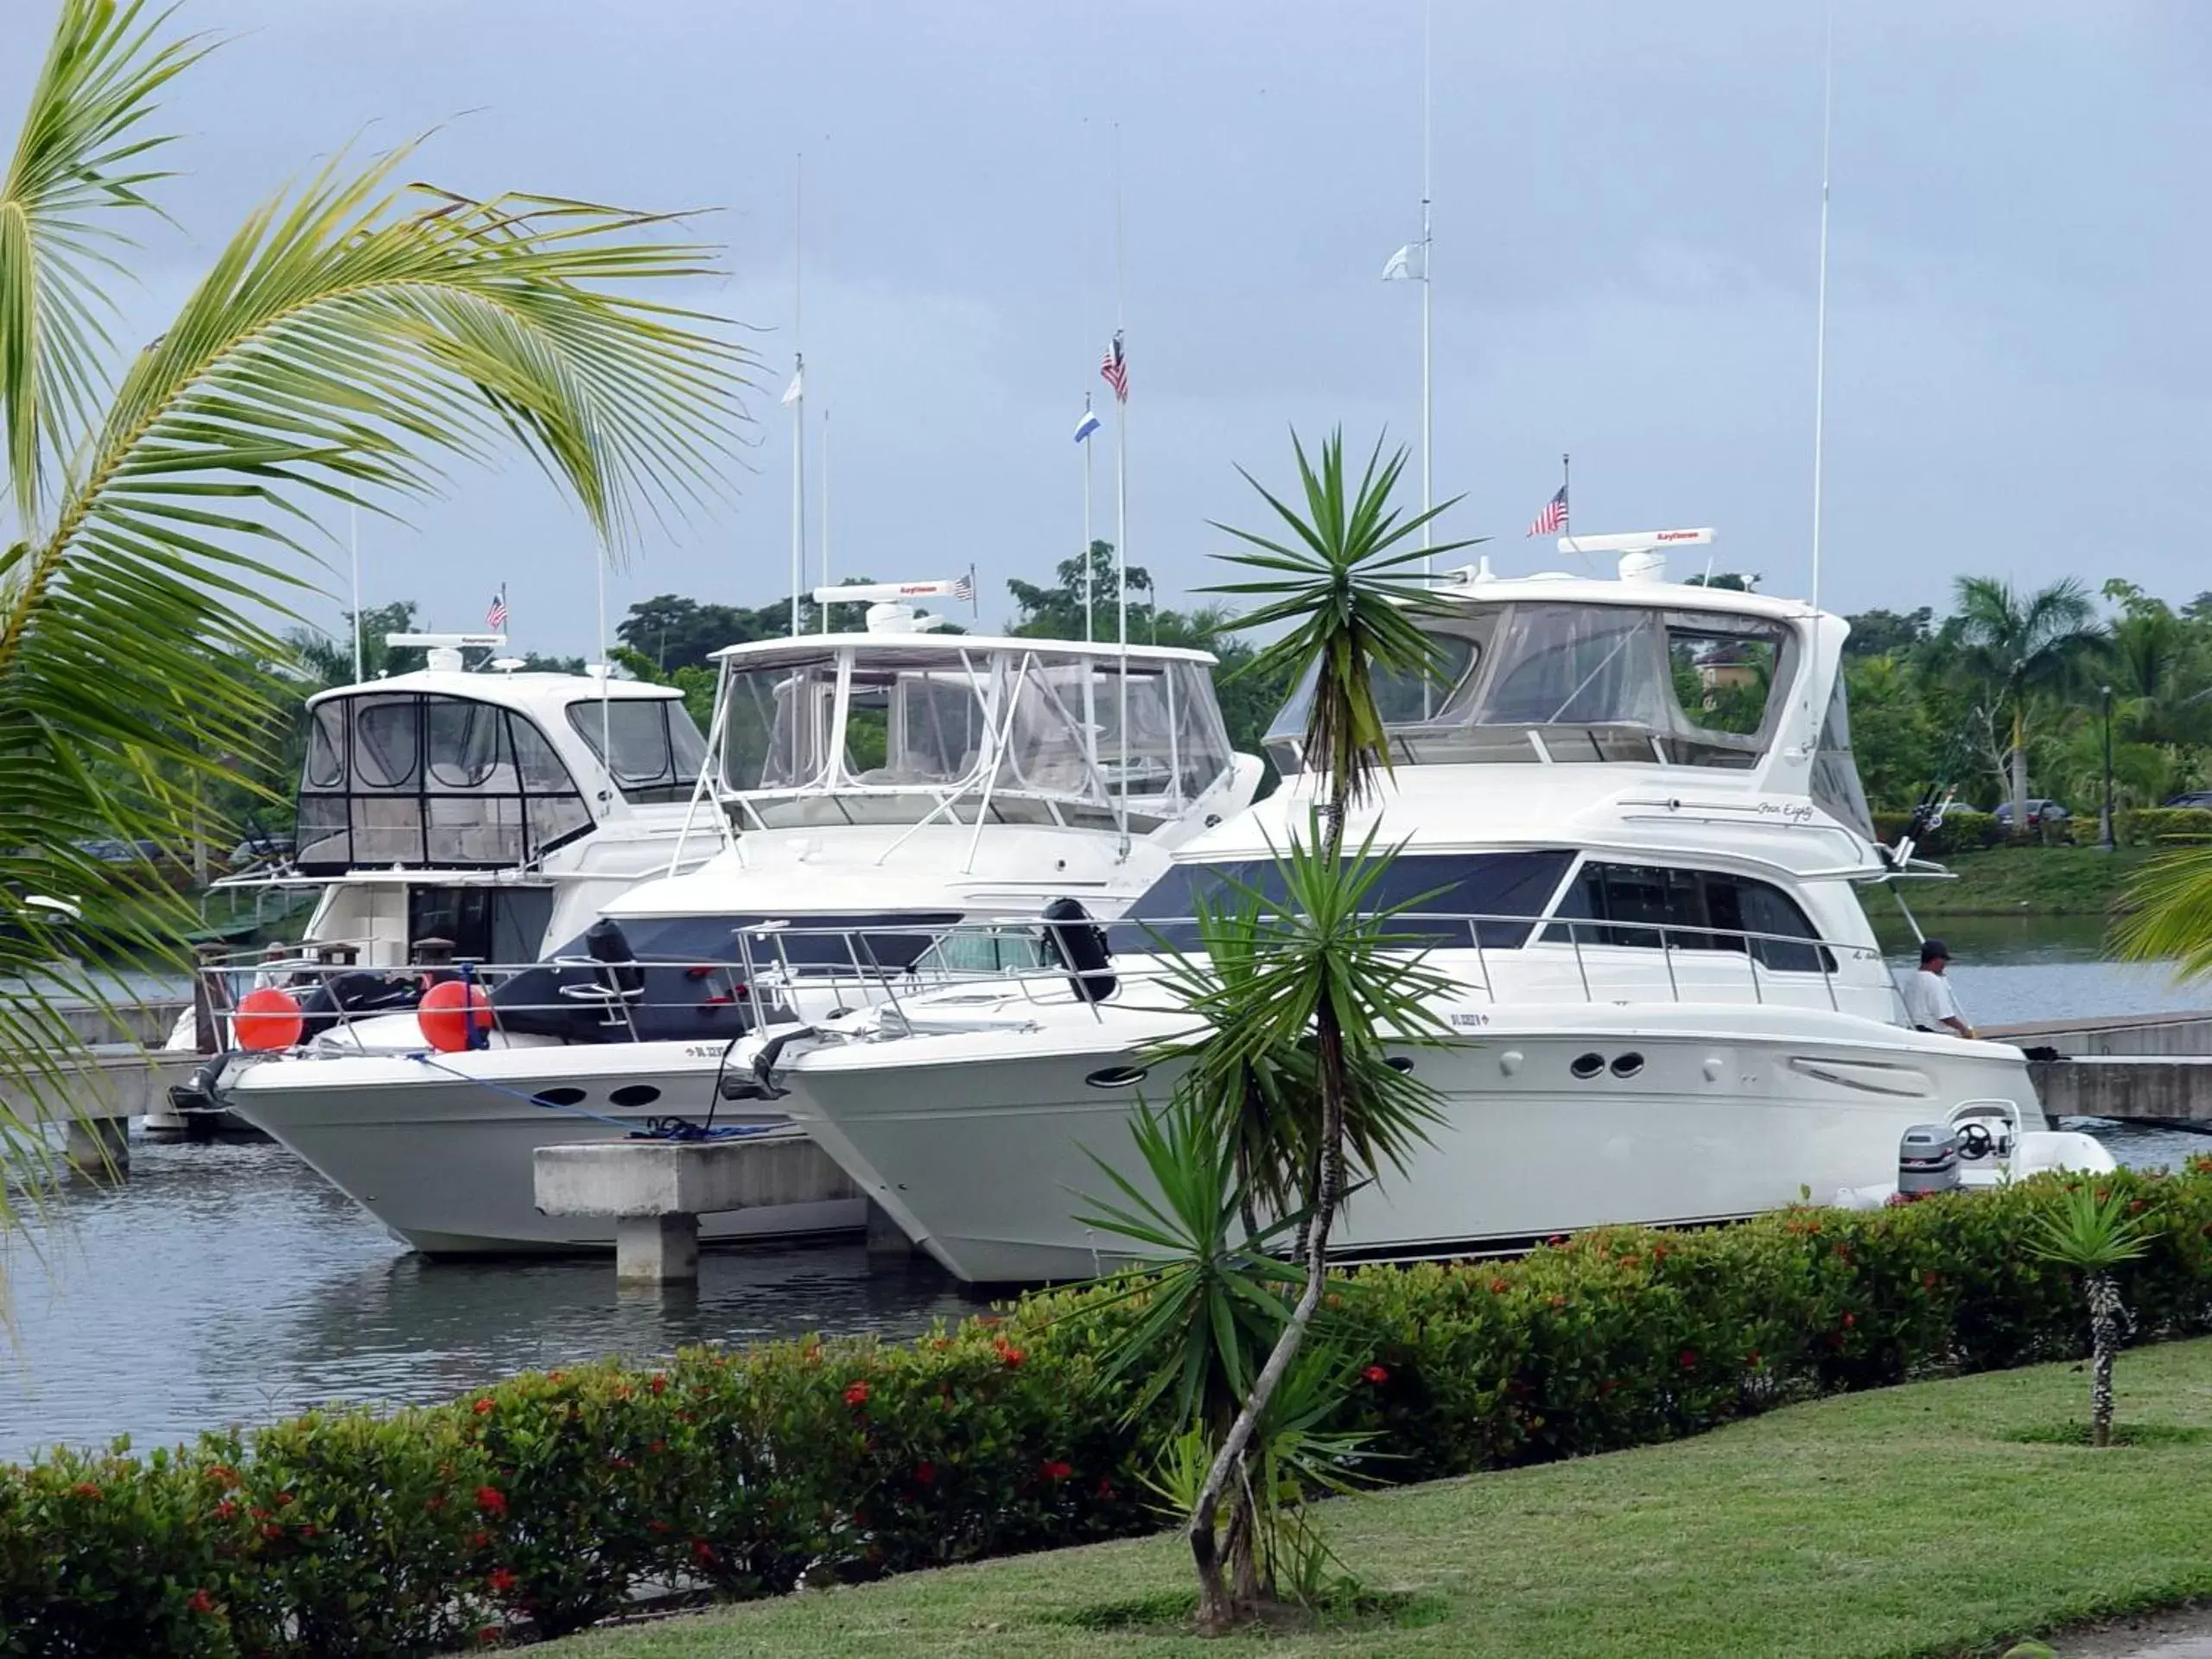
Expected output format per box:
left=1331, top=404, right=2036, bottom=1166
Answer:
left=6, top=1165, right=2212, bottom=1654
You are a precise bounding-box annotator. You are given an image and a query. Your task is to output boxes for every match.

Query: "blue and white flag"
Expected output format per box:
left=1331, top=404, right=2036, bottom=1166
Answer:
left=1074, top=406, right=1102, bottom=443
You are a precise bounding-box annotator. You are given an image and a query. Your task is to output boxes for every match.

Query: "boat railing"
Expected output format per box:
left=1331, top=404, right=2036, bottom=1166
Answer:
left=194, top=907, right=1898, bottom=1055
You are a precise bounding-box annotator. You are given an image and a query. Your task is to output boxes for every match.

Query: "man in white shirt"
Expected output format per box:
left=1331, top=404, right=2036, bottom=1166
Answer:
left=1900, top=938, right=1975, bottom=1039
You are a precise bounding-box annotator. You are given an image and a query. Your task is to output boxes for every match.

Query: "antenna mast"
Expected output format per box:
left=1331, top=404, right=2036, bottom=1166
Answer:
left=1809, top=3, right=1834, bottom=614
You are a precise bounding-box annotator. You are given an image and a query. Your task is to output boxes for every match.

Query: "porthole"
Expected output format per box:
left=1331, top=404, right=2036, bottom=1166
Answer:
left=1385, top=1057, right=1415, bottom=1074
left=610, top=1084, right=663, bottom=1109
left=531, top=1086, right=586, bottom=1108
left=1085, top=1065, right=1148, bottom=1090
left=1610, top=1052, right=1645, bottom=1079
left=1569, top=1052, right=1605, bottom=1080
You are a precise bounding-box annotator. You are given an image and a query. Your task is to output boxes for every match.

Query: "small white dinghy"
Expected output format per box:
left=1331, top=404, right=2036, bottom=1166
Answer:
left=1834, top=1100, right=2117, bottom=1211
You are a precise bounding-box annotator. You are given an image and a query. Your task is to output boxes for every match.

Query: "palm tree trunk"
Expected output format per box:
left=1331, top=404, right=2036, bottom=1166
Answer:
left=1188, top=995, right=1347, bottom=1630
left=2009, top=704, right=2030, bottom=835
left=2087, top=1269, right=2120, bottom=1447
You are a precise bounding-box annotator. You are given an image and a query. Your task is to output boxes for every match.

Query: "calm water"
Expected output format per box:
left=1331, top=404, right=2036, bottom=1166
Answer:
left=0, top=932, right=2204, bottom=1463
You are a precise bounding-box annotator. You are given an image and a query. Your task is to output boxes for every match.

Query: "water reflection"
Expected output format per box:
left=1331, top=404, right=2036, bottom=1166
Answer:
left=0, top=1138, right=970, bottom=1462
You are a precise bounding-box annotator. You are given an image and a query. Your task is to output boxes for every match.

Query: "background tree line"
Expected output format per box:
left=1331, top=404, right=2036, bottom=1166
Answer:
left=1840, top=575, right=2212, bottom=822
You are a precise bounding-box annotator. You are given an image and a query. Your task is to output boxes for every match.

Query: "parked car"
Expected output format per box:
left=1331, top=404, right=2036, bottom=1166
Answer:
left=226, top=832, right=295, bottom=868
left=2162, top=791, right=2212, bottom=810
left=1992, top=798, right=2070, bottom=829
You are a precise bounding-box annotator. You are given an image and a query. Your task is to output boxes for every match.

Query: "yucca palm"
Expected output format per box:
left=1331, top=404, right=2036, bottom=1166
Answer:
left=1161, top=430, right=1474, bottom=1629
left=1949, top=575, right=2103, bottom=826
left=0, top=1, right=745, bottom=1201
left=2028, top=1184, right=2152, bottom=1447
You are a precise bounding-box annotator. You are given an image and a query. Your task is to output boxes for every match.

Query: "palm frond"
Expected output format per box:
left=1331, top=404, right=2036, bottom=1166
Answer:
left=1203, top=429, right=1482, bottom=808
left=3, top=0, right=206, bottom=523
left=0, top=4, right=753, bottom=1230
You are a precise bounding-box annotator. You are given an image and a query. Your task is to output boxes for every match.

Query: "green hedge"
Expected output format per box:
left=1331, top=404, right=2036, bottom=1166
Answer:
left=2113, top=807, right=2212, bottom=848
left=9, top=1165, right=2212, bottom=1655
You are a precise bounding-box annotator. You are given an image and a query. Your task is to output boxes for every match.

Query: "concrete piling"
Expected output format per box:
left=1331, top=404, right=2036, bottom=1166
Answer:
left=534, top=1131, right=867, bottom=1287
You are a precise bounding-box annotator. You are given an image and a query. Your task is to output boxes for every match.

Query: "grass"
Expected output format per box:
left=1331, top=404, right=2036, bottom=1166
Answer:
left=1905, top=846, right=2156, bottom=918
left=542, top=1338, right=2212, bottom=1658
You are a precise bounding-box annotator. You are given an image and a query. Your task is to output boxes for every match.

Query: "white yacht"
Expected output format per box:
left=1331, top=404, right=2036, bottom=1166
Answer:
left=156, top=649, right=715, bottom=1128
left=214, top=601, right=1262, bottom=1253
left=725, top=540, right=2050, bottom=1284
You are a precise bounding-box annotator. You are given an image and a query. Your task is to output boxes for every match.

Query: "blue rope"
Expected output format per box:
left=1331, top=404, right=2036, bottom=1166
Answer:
left=398, top=1051, right=780, bottom=1141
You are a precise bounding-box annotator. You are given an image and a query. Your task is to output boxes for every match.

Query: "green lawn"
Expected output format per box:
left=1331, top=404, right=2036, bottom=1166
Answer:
left=1904, top=846, right=2154, bottom=918
left=543, top=1338, right=2212, bottom=1657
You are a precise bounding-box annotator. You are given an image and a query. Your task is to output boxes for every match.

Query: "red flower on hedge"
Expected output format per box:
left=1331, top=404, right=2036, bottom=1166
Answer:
left=475, top=1485, right=508, bottom=1517
left=473, top=1397, right=494, bottom=1416
left=1041, top=1459, right=1072, bottom=1481
left=1362, top=1364, right=1389, bottom=1384
left=187, top=1589, right=214, bottom=1615
left=478, top=1628, right=502, bottom=1648
left=261, top=1523, right=283, bottom=1539
left=1841, top=1313, right=1856, bottom=1328
left=203, top=1465, right=238, bottom=1487
left=692, top=1539, right=717, bottom=1564
left=487, top=1567, right=518, bottom=1594
left=71, top=1482, right=100, bottom=1500
left=844, top=1382, right=871, bottom=1407
left=213, top=1499, right=237, bottom=1521
left=650, top=1373, right=668, bottom=1395
left=914, top=1461, right=937, bottom=1485
left=1488, top=1278, right=1510, bottom=1294
left=998, top=1344, right=1027, bottom=1369
left=1678, top=1349, right=1698, bottom=1370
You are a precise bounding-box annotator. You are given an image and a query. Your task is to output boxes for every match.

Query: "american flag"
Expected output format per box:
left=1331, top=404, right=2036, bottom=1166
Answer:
left=1525, top=486, right=1568, bottom=538
left=950, top=572, right=975, bottom=603
left=1100, top=332, right=1128, bottom=404
left=486, top=589, right=508, bottom=630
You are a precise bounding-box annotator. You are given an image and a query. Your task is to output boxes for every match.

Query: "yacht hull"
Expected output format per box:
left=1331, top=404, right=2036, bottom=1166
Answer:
left=221, top=1046, right=857, bottom=1254
left=773, top=1003, right=2044, bottom=1283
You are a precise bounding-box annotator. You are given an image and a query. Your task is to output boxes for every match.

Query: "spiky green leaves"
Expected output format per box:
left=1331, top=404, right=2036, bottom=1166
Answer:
left=1208, top=429, right=1480, bottom=810
left=2028, top=1182, right=2153, bottom=1273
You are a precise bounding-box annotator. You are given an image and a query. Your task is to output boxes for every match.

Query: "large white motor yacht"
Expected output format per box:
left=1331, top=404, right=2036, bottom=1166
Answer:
left=216, top=601, right=1262, bottom=1254
left=728, top=540, right=2050, bottom=1284
left=156, top=649, right=716, bottom=1128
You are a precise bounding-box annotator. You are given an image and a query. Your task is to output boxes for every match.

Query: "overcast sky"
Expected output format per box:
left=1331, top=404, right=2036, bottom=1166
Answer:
left=9, top=1, right=2207, bottom=658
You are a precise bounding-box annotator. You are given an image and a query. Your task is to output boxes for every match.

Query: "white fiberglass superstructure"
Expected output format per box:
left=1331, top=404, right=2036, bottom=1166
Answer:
left=214, top=601, right=1262, bottom=1254
left=731, top=540, right=2050, bottom=1284
left=164, top=654, right=712, bottom=1062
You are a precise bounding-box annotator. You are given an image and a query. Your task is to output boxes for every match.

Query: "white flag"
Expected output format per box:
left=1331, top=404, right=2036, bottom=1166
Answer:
left=1382, top=242, right=1424, bottom=282
left=780, top=368, right=804, bottom=405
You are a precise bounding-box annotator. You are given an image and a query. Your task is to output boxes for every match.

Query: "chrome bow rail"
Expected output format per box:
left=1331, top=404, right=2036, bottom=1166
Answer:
left=194, top=908, right=1903, bottom=1054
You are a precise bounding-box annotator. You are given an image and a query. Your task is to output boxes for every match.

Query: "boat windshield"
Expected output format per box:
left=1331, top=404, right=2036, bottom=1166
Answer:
left=295, top=692, right=594, bottom=873
left=717, top=644, right=1233, bottom=830
left=1109, top=849, right=1575, bottom=953
left=1265, top=601, right=1795, bottom=772
left=566, top=697, right=709, bottom=804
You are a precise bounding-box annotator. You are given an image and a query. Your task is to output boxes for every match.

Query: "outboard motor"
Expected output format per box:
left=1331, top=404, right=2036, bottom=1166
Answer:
left=1041, top=897, right=1116, bottom=1004
left=1896, top=1123, right=1961, bottom=1198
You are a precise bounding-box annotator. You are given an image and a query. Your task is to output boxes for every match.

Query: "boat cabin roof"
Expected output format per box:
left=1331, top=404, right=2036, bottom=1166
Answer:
left=305, top=670, right=682, bottom=719
left=709, top=632, right=1219, bottom=668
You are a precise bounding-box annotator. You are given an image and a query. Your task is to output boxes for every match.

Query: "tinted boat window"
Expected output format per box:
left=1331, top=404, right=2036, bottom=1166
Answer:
left=1545, top=861, right=1830, bottom=971
left=568, top=698, right=709, bottom=804
left=1112, top=850, right=1573, bottom=953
